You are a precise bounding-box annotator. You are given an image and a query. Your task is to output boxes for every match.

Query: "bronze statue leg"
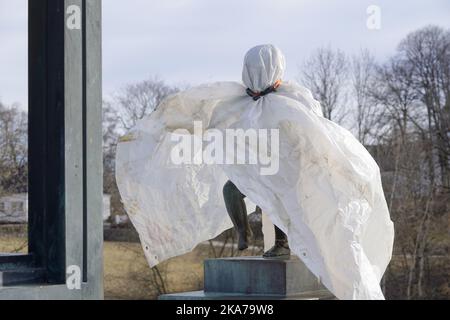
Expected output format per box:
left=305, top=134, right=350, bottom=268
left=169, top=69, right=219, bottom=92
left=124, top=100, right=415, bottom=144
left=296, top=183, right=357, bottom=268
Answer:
left=223, top=180, right=253, bottom=250
left=223, top=181, right=290, bottom=259
left=263, top=224, right=291, bottom=259
left=275, top=225, right=288, bottom=242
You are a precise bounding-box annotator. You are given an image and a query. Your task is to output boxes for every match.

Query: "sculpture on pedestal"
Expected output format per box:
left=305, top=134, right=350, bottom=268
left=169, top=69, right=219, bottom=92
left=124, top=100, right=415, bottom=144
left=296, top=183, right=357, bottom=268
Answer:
left=116, top=44, right=395, bottom=300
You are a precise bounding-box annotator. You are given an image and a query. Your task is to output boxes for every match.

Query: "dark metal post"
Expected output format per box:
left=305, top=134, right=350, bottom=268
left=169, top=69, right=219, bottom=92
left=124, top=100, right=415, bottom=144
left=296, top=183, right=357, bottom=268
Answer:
left=0, top=0, right=103, bottom=300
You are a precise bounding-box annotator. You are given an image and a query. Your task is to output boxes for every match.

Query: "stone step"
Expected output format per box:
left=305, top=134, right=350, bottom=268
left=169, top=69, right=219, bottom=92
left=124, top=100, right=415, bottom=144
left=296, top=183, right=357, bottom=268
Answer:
left=204, top=256, right=326, bottom=296
left=159, top=289, right=334, bottom=300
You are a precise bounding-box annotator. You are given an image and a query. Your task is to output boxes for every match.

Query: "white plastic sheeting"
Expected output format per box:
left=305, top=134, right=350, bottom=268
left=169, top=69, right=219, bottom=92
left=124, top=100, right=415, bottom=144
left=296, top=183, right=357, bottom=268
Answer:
left=115, top=44, right=394, bottom=300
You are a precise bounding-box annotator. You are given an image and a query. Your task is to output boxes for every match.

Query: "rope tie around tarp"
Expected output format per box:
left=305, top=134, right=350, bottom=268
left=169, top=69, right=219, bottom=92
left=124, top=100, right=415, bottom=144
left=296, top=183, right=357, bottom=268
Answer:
left=246, top=80, right=282, bottom=101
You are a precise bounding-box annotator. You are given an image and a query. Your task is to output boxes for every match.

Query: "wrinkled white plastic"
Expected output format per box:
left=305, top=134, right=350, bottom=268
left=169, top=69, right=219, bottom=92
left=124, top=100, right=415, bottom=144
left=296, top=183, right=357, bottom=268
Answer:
left=116, top=45, right=394, bottom=300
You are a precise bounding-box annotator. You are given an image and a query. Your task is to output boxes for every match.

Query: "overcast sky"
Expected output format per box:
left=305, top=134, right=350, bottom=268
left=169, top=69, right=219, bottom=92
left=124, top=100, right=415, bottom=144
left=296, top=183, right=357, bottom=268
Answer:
left=1, top=0, right=449, bottom=108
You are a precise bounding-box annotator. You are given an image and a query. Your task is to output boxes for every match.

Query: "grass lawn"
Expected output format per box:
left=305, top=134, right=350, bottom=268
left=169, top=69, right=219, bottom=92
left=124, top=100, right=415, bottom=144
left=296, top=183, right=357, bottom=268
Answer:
left=103, top=241, right=207, bottom=300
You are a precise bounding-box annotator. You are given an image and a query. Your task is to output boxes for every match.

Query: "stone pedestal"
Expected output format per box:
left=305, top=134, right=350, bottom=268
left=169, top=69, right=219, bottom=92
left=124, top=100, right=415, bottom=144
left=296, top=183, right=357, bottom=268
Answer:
left=159, top=256, right=334, bottom=300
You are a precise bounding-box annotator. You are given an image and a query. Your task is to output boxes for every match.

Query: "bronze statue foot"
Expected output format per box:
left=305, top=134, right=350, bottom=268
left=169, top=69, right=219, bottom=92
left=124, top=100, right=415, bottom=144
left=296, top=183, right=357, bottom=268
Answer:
left=263, top=240, right=291, bottom=259
left=237, top=227, right=254, bottom=251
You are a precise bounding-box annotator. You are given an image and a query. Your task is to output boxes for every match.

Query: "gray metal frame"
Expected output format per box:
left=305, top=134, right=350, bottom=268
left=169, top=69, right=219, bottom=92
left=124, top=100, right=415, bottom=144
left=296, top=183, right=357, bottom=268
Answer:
left=0, top=0, right=103, bottom=300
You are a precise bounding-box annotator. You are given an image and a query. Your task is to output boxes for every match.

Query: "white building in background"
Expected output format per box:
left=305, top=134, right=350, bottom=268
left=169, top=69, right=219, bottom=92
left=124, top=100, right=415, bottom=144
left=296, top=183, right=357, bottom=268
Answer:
left=103, top=194, right=111, bottom=222
left=114, top=214, right=129, bottom=225
left=0, top=194, right=28, bottom=224
left=0, top=193, right=111, bottom=224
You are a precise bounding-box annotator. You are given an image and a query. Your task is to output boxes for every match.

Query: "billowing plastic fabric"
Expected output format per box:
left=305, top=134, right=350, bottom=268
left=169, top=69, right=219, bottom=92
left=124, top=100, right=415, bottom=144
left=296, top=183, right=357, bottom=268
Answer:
left=115, top=44, right=395, bottom=300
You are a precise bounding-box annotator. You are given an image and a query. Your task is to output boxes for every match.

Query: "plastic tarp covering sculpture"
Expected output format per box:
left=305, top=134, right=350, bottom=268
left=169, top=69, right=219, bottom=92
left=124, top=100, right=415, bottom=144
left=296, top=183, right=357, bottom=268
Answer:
left=116, top=44, right=395, bottom=300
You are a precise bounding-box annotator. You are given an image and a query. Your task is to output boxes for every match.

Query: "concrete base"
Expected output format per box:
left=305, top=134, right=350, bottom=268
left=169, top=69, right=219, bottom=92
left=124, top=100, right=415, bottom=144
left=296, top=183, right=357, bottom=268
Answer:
left=159, top=289, right=334, bottom=300
left=159, top=256, right=334, bottom=300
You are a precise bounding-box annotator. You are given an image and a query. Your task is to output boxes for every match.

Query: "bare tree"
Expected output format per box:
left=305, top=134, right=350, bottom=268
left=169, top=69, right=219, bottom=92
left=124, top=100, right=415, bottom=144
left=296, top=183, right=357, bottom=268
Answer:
left=299, top=47, right=349, bottom=123
left=392, top=25, right=450, bottom=299
left=398, top=25, right=450, bottom=190
left=350, top=49, right=382, bottom=145
left=0, top=102, right=28, bottom=194
left=370, top=26, right=450, bottom=299
left=373, top=57, right=419, bottom=143
left=114, top=77, right=179, bottom=131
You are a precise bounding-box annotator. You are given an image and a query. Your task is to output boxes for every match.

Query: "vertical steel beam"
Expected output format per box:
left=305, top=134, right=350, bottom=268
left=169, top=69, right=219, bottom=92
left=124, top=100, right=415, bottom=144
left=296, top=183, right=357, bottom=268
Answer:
left=1, top=0, right=103, bottom=299
left=82, top=0, right=103, bottom=299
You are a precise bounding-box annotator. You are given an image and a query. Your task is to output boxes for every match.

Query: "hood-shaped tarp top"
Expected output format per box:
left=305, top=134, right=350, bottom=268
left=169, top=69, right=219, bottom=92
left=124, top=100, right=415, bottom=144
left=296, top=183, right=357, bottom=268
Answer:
left=115, top=44, right=394, bottom=300
left=242, top=44, right=286, bottom=92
